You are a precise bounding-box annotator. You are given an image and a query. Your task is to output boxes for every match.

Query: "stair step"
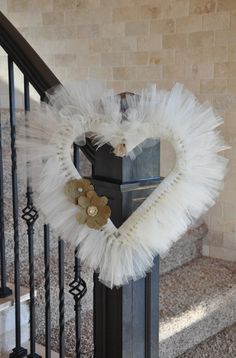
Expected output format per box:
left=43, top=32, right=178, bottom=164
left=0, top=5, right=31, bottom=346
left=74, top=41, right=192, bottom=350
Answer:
left=160, top=223, right=207, bottom=275
left=0, top=283, right=29, bottom=312
left=160, top=256, right=236, bottom=358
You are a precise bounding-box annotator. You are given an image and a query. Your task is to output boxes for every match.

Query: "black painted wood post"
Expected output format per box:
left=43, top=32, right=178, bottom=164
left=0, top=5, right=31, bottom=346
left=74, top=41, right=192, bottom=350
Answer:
left=92, top=128, right=160, bottom=357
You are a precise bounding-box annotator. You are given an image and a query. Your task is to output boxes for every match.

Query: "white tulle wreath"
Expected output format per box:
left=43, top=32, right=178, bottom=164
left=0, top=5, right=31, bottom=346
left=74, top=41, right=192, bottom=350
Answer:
left=17, top=82, right=228, bottom=288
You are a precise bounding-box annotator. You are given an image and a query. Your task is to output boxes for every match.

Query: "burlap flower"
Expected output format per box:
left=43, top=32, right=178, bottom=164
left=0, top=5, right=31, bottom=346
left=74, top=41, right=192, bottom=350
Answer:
left=64, top=179, right=94, bottom=204
left=77, top=191, right=111, bottom=229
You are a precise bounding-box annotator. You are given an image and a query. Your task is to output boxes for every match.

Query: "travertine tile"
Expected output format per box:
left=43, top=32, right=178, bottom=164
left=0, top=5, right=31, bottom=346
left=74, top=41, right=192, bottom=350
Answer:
left=161, top=0, right=190, bottom=18
left=137, top=5, right=161, bottom=20
left=113, top=67, right=137, bottom=80
left=187, top=63, right=214, bottom=78
left=124, top=52, right=149, bottom=65
left=163, top=33, right=187, bottom=48
left=66, top=66, right=88, bottom=80
left=111, top=37, right=137, bottom=52
left=52, top=25, right=77, bottom=40
left=42, top=11, right=64, bottom=25
left=101, top=23, right=125, bottom=38
left=188, top=30, right=214, bottom=47
left=217, top=0, right=236, bottom=12
left=200, top=79, right=228, bottom=93
left=89, top=67, right=113, bottom=80
left=163, top=64, right=186, bottom=78
left=149, top=49, right=175, bottom=64
left=77, top=24, right=100, bottom=38
left=137, top=35, right=162, bottom=51
left=125, top=21, right=149, bottom=36
left=101, top=53, right=124, bottom=66
left=214, top=62, right=229, bottom=77
left=150, top=18, right=175, bottom=34
left=203, top=12, right=230, bottom=30
left=135, top=65, right=162, bottom=80
left=89, top=38, right=112, bottom=54
left=125, top=80, right=150, bottom=92
left=7, top=0, right=53, bottom=12
left=106, top=80, right=125, bottom=93
left=77, top=54, right=100, bottom=67
left=112, top=6, right=138, bottom=22
left=55, top=54, right=77, bottom=67
left=53, top=0, right=79, bottom=10
left=190, top=0, right=216, bottom=14
left=176, top=15, right=202, bottom=32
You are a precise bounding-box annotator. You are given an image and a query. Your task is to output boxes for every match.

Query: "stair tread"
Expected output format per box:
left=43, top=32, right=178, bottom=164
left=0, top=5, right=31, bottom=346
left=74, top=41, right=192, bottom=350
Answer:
left=160, top=256, right=236, bottom=357
left=179, top=323, right=236, bottom=358
left=0, top=283, right=29, bottom=312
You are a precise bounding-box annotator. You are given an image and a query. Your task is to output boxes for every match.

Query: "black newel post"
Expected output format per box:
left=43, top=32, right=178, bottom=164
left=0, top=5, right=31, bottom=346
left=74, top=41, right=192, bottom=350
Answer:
left=84, top=93, right=160, bottom=358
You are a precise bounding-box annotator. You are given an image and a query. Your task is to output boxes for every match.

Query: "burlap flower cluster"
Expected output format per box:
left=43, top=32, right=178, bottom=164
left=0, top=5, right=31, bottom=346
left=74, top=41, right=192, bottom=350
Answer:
left=64, top=179, right=111, bottom=230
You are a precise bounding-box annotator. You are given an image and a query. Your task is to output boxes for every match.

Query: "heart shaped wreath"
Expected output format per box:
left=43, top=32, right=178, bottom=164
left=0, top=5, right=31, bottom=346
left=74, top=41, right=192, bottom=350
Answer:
left=17, top=82, right=227, bottom=288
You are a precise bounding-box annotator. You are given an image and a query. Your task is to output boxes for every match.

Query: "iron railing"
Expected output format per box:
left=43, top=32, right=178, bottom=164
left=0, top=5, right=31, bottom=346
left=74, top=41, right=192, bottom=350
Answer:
left=0, top=11, right=88, bottom=358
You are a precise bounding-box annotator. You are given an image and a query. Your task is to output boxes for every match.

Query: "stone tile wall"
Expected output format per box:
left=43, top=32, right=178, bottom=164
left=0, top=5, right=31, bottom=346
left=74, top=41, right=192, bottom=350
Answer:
left=1, top=0, right=236, bottom=260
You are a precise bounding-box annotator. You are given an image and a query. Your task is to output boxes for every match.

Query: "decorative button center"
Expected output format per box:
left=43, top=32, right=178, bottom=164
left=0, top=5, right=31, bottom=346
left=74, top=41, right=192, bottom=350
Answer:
left=87, top=206, right=98, bottom=217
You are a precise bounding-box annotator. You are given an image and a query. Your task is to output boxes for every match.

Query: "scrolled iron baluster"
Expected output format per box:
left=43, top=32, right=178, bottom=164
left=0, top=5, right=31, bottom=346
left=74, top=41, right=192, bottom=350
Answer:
left=69, top=246, right=87, bottom=358
left=21, top=77, right=41, bottom=358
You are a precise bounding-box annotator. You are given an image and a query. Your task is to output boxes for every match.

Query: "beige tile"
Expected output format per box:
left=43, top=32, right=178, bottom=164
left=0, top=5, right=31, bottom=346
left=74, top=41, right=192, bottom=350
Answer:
left=113, top=67, right=137, bottom=80
left=77, top=54, right=100, bottom=67
left=188, top=31, right=214, bottom=47
left=200, top=79, right=227, bottom=93
left=64, top=39, right=89, bottom=54
left=124, top=52, right=149, bottom=65
left=190, top=0, right=216, bottom=14
left=161, top=0, right=190, bottom=18
left=7, top=0, right=53, bottom=12
left=7, top=11, right=42, bottom=26
left=101, top=53, right=124, bottom=66
left=163, top=33, right=187, bottom=49
left=187, top=63, right=214, bottom=78
left=203, top=12, right=230, bottom=30
left=101, top=23, right=125, bottom=38
left=66, top=66, right=88, bottom=80
left=53, top=0, right=79, bottom=10
left=52, top=26, right=77, bottom=40
left=125, top=80, right=149, bottom=92
left=181, top=79, right=201, bottom=93
left=112, top=7, right=138, bottom=22
left=89, top=67, right=113, bottom=80
left=163, top=64, right=186, bottom=79
left=217, top=0, right=236, bottom=12
left=214, top=62, right=229, bottom=78
left=223, top=232, right=236, bottom=252
left=111, top=37, right=137, bottom=52
left=175, top=46, right=227, bottom=64
left=230, top=11, right=236, bottom=31
left=55, top=54, right=77, bottom=67
left=65, top=8, right=112, bottom=25
left=137, top=5, right=161, bottom=20
left=215, top=30, right=228, bottom=45
left=135, top=65, right=162, bottom=80
left=149, top=49, right=175, bottom=65
left=107, top=80, right=125, bottom=93
left=176, top=15, right=203, bottom=33
left=125, top=21, right=149, bottom=36
left=77, top=24, right=100, bottom=39
left=150, top=19, right=175, bottom=34
left=42, top=12, right=64, bottom=26
left=89, top=38, right=112, bottom=53
left=78, top=0, right=100, bottom=8
left=229, top=78, right=236, bottom=93
left=137, top=35, right=162, bottom=51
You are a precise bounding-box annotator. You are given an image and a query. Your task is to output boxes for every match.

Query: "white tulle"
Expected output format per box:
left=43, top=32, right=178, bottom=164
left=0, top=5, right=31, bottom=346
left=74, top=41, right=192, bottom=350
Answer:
left=16, top=82, right=228, bottom=288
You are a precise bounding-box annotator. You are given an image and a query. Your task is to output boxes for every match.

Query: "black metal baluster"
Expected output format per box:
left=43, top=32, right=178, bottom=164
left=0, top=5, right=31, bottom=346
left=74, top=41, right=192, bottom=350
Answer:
left=69, top=144, right=87, bottom=358
left=58, top=238, right=65, bottom=358
left=69, top=247, right=87, bottom=358
left=8, top=57, right=27, bottom=358
left=44, top=224, right=51, bottom=358
left=21, top=77, right=40, bottom=358
left=0, top=111, right=12, bottom=298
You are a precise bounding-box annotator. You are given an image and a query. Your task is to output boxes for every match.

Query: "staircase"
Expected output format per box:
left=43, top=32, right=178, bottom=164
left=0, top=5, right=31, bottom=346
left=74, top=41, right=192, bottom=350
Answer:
left=1, top=10, right=236, bottom=358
